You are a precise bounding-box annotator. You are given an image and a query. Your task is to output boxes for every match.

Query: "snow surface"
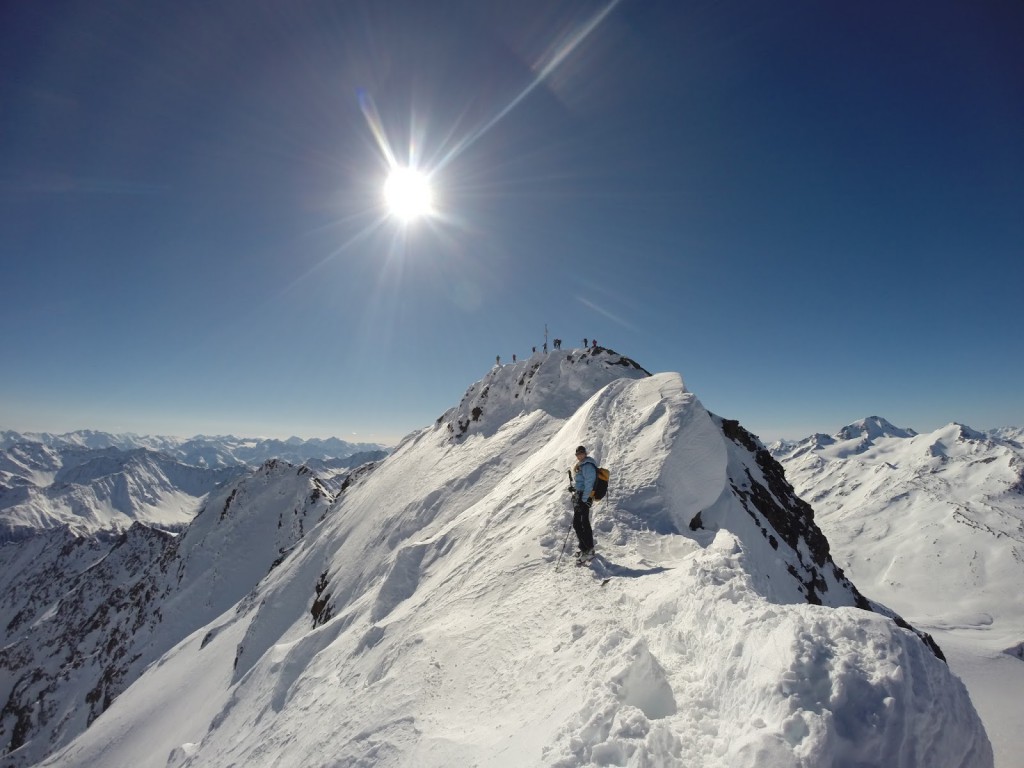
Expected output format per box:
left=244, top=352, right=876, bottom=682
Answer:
left=38, top=350, right=991, bottom=768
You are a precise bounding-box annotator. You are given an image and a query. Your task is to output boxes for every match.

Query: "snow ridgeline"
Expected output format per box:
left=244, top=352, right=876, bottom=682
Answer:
left=43, top=350, right=992, bottom=767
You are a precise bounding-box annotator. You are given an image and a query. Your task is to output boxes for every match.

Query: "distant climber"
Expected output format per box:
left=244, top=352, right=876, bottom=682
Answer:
left=553, top=338, right=561, bottom=349
left=592, top=339, right=597, bottom=348
left=512, top=354, right=517, bottom=362
left=496, top=355, right=501, bottom=366
left=583, top=338, right=588, bottom=347
left=543, top=342, right=547, bottom=353
left=571, top=445, right=598, bottom=560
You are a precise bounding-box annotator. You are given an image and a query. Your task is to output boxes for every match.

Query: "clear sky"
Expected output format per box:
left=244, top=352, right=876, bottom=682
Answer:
left=2, top=0, right=1021, bottom=445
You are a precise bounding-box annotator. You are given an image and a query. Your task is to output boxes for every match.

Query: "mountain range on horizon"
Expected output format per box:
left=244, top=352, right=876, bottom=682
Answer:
left=6, top=414, right=1020, bottom=476
left=770, top=411, right=1024, bottom=768
left=771, top=414, right=1024, bottom=651
left=0, top=347, right=1018, bottom=766
left=0, top=430, right=389, bottom=466
left=0, top=432, right=389, bottom=542
left=769, top=414, right=1023, bottom=454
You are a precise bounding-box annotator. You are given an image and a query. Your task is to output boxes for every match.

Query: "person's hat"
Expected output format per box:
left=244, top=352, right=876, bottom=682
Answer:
left=575, top=445, right=587, bottom=454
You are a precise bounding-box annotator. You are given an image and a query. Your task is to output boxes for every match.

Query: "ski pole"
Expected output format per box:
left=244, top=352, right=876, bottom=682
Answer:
left=555, top=469, right=575, bottom=571
left=554, top=525, right=572, bottom=571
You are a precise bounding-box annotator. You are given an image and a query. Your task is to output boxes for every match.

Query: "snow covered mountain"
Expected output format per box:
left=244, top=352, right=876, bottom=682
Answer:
left=0, top=433, right=389, bottom=540
left=13, top=347, right=989, bottom=768
left=0, top=430, right=388, bottom=469
left=772, top=418, right=1024, bottom=767
left=0, top=447, right=245, bottom=540
left=771, top=417, right=1024, bottom=628
left=0, top=460, right=335, bottom=768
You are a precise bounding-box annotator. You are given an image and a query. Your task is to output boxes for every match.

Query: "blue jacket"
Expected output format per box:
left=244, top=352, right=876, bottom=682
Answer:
left=575, top=456, right=598, bottom=501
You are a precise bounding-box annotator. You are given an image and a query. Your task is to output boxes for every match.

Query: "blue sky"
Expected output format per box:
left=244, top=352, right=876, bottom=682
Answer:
left=2, top=0, right=1021, bottom=445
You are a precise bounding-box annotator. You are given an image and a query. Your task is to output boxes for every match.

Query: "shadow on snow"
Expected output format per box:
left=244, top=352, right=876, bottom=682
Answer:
left=590, top=555, right=670, bottom=579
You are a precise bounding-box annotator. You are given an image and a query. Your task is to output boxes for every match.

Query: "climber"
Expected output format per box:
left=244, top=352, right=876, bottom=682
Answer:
left=571, top=445, right=598, bottom=560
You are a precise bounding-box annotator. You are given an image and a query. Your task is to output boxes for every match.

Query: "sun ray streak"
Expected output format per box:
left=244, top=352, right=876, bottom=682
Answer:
left=433, top=0, right=622, bottom=173
left=279, top=214, right=390, bottom=298
left=576, top=295, right=638, bottom=331
left=352, top=0, right=622, bottom=231
left=357, top=87, right=399, bottom=170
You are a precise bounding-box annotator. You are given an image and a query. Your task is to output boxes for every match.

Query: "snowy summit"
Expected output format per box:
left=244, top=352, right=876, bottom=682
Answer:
left=15, top=347, right=991, bottom=767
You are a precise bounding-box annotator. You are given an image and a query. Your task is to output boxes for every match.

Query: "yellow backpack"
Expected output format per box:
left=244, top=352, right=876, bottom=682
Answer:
left=591, top=467, right=610, bottom=501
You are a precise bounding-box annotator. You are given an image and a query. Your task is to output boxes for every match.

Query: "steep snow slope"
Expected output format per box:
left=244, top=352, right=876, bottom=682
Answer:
left=0, top=461, right=333, bottom=768
left=0, top=442, right=63, bottom=489
left=43, top=350, right=990, bottom=768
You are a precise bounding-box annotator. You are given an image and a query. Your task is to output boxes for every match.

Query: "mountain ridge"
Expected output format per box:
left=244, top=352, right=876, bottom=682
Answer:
left=772, top=416, right=1024, bottom=767
left=0, top=433, right=389, bottom=540
left=0, top=430, right=389, bottom=468
left=0, top=460, right=334, bottom=767
left=25, top=351, right=989, bottom=767
left=770, top=417, right=1024, bottom=635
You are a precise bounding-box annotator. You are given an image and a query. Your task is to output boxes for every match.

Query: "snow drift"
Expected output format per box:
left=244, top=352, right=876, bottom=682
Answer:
left=36, top=348, right=992, bottom=767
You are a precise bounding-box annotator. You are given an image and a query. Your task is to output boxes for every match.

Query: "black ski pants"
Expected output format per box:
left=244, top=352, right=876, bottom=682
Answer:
left=572, top=497, right=594, bottom=552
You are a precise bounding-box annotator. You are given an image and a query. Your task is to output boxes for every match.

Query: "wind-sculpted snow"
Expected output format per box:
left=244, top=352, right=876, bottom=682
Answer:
left=39, top=365, right=991, bottom=768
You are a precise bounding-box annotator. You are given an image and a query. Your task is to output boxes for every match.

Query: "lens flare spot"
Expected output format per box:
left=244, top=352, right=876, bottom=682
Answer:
left=383, top=167, right=433, bottom=223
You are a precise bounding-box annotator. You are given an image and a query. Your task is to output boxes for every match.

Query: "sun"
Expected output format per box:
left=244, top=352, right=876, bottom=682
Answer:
left=383, top=166, right=433, bottom=223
